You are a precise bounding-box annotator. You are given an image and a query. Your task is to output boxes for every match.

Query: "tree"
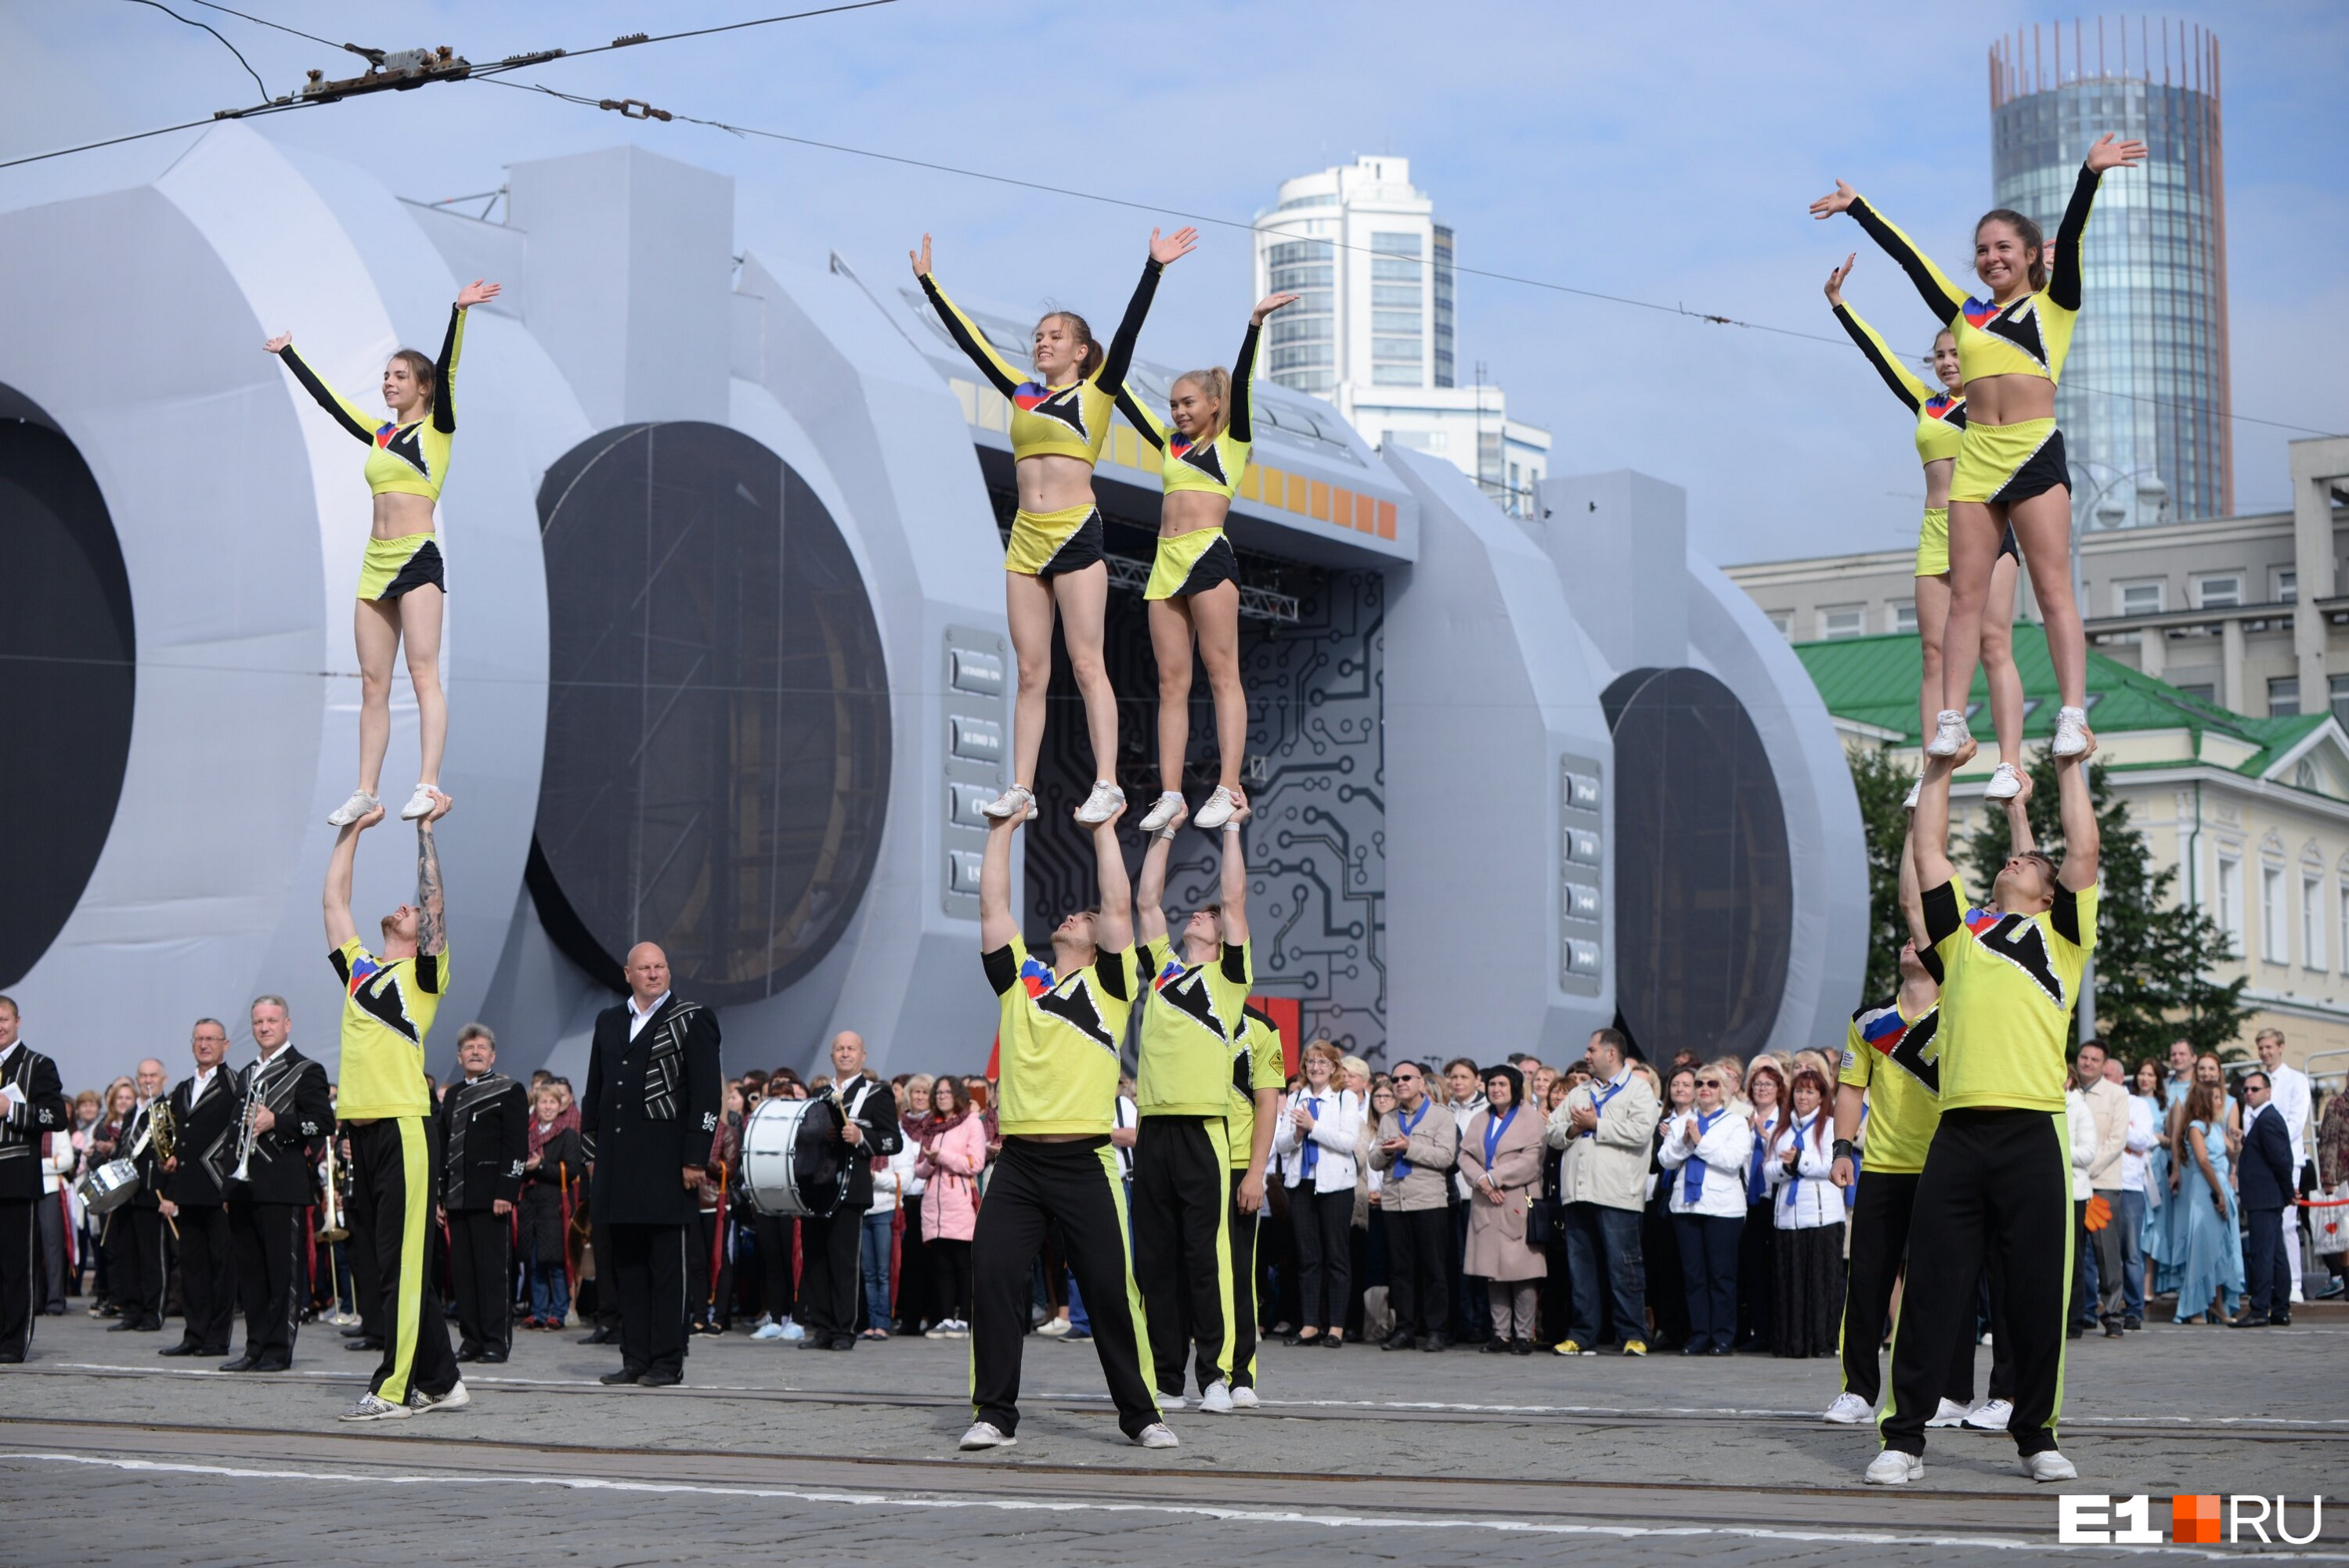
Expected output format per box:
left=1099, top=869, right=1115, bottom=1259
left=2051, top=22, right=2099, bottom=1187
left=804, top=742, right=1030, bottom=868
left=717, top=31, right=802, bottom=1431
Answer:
left=1961, top=748, right=2251, bottom=1065
left=1846, top=746, right=1916, bottom=1005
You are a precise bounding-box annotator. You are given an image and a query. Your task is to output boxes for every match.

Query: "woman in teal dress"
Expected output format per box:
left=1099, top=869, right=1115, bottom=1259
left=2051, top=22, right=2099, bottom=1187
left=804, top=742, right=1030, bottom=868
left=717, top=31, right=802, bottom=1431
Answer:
left=2171, top=1066, right=2245, bottom=1325
left=2136, top=1057, right=2183, bottom=1296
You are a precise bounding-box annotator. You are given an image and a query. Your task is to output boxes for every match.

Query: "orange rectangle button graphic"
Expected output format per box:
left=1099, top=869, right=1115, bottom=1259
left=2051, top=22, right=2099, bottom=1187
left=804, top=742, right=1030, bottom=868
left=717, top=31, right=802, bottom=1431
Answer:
left=2170, top=1495, right=2221, bottom=1545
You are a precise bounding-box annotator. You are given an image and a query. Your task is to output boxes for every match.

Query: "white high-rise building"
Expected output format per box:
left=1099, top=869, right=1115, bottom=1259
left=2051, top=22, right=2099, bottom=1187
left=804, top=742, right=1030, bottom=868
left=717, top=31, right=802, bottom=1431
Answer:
left=1254, top=155, right=1550, bottom=514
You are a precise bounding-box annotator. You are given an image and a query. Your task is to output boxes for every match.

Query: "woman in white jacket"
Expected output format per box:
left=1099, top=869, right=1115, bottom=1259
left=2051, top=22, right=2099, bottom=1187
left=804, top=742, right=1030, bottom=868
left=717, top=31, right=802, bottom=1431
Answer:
left=1768, top=1067, right=1845, bottom=1358
left=1272, top=1040, right=1365, bottom=1346
left=1658, top=1066, right=1757, bottom=1355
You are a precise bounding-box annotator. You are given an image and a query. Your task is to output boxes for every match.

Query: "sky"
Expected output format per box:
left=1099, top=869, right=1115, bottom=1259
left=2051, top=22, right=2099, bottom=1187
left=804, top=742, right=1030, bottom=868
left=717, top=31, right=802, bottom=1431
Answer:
left=4, top=0, right=2344, bottom=565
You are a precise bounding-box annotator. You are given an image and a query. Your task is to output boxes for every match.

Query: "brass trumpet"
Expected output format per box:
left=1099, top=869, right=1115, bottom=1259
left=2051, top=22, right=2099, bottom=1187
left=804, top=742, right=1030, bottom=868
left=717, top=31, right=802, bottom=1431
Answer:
left=229, top=1075, right=261, bottom=1184
left=316, top=1134, right=348, bottom=1242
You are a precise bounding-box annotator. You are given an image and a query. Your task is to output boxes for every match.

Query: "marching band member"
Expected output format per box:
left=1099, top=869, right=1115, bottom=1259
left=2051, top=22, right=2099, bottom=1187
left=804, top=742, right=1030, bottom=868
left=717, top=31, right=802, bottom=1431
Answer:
left=158, top=1019, right=238, bottom=1360
left=222, top=996, right=331, bottom=1373
left=0, top=997, right=69, bottom=1363
left=438, top=1023, right=528, bottom=1365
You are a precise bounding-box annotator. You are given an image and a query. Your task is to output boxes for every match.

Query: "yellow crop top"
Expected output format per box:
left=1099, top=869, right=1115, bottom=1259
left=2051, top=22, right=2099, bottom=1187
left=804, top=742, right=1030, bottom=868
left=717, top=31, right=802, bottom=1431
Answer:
left=919, top=258, right=1163, bottom=466
left=1116, top=319, right=1262, bottom=502
left=280, top=305, right=467, bottom=504
left=1832, top=303, right=1967, bottom=467
left=1846, top=163, right=2104, bottom=389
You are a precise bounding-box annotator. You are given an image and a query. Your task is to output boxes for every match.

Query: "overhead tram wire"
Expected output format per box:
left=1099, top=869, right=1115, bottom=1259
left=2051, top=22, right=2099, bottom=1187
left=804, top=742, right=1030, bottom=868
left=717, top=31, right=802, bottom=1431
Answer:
left=479, top=77, right=2342, bottom=441
left=121, top=0, right=272, bottom=101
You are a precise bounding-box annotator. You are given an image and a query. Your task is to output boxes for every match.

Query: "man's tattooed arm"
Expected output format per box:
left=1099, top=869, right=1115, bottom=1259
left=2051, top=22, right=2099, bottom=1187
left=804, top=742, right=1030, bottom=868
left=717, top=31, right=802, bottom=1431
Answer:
left=417, top=820, right=447, bottom=957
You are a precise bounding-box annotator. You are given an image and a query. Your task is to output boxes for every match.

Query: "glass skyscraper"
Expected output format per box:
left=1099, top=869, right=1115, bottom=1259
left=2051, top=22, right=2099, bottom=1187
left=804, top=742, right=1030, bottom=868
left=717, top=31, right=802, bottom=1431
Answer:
left=1990, top=16, right=2230, bottom=528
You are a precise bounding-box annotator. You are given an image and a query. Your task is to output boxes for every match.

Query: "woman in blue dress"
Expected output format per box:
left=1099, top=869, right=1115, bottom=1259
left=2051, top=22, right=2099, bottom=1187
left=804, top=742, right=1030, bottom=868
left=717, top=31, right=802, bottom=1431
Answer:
left=2135, top=1057, right=2182, bottom=1296
left=2171, top=1061, right=2245, bottom=1325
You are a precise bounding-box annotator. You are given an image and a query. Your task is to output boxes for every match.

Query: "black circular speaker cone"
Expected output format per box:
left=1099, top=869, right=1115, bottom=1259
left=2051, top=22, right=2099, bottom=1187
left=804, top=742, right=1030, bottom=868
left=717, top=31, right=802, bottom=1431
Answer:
left=532, top=423, right=889, bottom=1003
left=1602, top=666, right=1792, bottom=1061
left=0, top=394, right=135, bottom=987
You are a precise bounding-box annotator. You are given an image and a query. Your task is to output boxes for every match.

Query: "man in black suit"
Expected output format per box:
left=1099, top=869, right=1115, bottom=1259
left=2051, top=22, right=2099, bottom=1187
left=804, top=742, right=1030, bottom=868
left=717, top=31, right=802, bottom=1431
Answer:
left=2236, top=1071, right=2298, bottom=1329
left=221, top=994, right=334, bottom=1372
left=798, top=1030, right=900, bottom=1351
left=438, top=1022, right=527, bottom=1364
left=111, top=1058, right=172, bottom=1335
left=159, top=1018, right=241, bottom=1358
left=0, top=997, right=70, bottom=1363
left=582, top=943, right=722, bottom=1387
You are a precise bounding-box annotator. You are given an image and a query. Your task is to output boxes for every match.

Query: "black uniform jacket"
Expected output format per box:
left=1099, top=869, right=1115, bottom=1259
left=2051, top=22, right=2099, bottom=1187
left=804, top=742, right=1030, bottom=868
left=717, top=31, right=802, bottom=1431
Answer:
left=224, top=1047, right=334, bottom=1207
left=438, top=1072, right=529, bottom=1212
left=163, top=1069, right=240, bottom=1207
left=828, top=1072, right=904, bottom=1211
left=581, top=993, right=722, bottom=1227
left=0, top=1044, right=69, bottom=1203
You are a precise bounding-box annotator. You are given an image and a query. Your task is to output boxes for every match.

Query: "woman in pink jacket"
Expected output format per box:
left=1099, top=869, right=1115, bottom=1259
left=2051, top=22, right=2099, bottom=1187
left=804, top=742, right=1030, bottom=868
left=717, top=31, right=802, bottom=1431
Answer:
left=918, top=1076, right=990, bottom=1339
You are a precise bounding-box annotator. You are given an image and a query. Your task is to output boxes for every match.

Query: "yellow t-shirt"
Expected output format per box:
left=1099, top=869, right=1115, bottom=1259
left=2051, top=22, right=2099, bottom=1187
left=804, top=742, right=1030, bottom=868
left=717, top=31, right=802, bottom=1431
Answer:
left=1225, top=1006, right=1286, bottom=1170
left=1138, top=936, right=1253, bottom=1118
left=986, top=934, right=1135, bottom=1137
left=1925, top=879, right=2099, bottom=1114
left=1841, top=998, right=1941, bottom=1175
left=329, top=937, right=442, bottom=1119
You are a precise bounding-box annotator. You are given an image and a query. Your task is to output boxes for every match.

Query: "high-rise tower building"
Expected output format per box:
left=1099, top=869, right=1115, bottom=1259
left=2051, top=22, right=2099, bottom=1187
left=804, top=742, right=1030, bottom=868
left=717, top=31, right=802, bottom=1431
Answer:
left=1254, top=156, right=1550, bottom=515
left=1990, top=17, right=2230, bottom=530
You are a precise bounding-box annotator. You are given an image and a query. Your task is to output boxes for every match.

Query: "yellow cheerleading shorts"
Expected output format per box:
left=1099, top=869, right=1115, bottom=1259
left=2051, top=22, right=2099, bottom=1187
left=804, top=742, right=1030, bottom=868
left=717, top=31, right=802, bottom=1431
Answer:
left=1950, top=417, right=2067, bottom=506
left=1913, top=507, right=1950, bottom=579
left=357, top=532, right=446, bottom=601
left=1143, top=527, right=1240, bottom=602
left=1005, top=503, right=1105, bottom=578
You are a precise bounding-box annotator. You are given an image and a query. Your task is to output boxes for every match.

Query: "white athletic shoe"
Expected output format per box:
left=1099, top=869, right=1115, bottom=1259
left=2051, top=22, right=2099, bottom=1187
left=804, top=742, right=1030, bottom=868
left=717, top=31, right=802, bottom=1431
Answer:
left=1983, top=762, right=2025, bottom=800
left=1192, top=785, right=1243, bottom=831
left=1229, top=1385, right=1259, bottom=1411
left=958, top=1421, right=1016, bottom=1451
left=780, top=1320, right=806, bottom=1342
left=1925, top=709, right=1971, bottom=758
left=1073, top=780, right=1127, bottom=825
left=980, top=784, right=1036, bottom=822
left=1864, top=1450, right=1923, bottom=1486
left=1902, top=777, right=1921, bottom=811
left=1925, top=1397, right=1972, bottom=1429
left=1963, top=1397, right=2015, bottom=1432
left=398, top=782, right=438, bottom=820
left=2051, top=705, right=2091, bottom=757
left=1157, top=1387, right=1186, bottom=1411
left=326, top=789, right=381, bottom=827
left=751, top=1321, right=786, bottom=1341
left=1200, top=1380, right=1233, bottom=1415
left=1036, top=1316, right=1072, bottom=1339
left=410, top=1378, right=470, bottom=1413
left=1138, top=791, right=1187, bottom=833
left=339, top=1392, right=412, bottom=1422
left=2023, top=1451, right=2079, bottom=1483
left=1823, top=1392, right=1874, bottom=1424
left=1133, top=1422, right=1180, bottom=1450
left=947, top=1319, right=971, bottom=1339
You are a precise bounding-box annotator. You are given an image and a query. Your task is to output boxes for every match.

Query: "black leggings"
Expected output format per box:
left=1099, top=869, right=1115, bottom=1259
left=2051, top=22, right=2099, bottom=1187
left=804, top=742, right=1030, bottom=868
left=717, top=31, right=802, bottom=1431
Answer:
left=932, top=1238, right=972, bottom=1323
left=1290, top=1188, right=1354, bottom=1333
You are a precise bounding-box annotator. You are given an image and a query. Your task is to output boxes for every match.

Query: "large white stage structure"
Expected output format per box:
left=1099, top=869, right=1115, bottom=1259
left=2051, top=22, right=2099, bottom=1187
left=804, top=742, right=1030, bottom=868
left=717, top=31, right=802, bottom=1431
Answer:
left=0, top=128, right=1861, bottom=1088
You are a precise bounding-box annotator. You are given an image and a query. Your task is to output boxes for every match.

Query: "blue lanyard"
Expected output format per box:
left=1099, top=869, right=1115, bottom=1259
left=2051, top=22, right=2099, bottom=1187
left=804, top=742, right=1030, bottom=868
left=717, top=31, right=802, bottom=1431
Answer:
left=1298, top=1094, right=1326, bottom=1181
left=1583, top=1076, right=1625, bottom=1139
left=1391, top=1099, right=1429, bottom=1182
left=1681, top=1108, right=1725, bottom=1205
left=1481, top=1105, right=1517, bottom=1171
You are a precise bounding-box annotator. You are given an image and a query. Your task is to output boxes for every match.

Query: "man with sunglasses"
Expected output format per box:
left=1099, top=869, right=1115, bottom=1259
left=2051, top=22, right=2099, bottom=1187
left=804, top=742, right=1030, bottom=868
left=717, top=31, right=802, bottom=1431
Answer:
left=1369, top=1061, right=1459, bottom=1351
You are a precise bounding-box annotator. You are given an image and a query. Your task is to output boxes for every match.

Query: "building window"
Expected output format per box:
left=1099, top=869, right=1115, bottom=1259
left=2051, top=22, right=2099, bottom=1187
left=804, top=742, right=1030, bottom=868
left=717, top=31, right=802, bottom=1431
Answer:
left=2269, top=676, right=2301, bottom=717
left=2339, top=885, right=2349, bottom=975
left=1371, top=363, right=1423, bottom=386
left=2330, top=675, right=2349, bottom=730
left=2305, top=874, right=2327, bottom=970
left=2194, top=574, right=2243, bottom=609
left=2275, top=568, right=2298, bottom=604
left=1818, top=604, right=1865, bottom=640
left=2176, top=682, right=2216, bottom=703
left=1371, top=310, right=1425, bottom=336
left=1767, top=609, right=1793, bottom=638
left=2116, top=580, right=2166, bottom=616
left=2216, top=855, right=2243, bottom=948
left=1891, top=600, right=1918, bottom=634
left=2261, top=863, right=2286, bottom=963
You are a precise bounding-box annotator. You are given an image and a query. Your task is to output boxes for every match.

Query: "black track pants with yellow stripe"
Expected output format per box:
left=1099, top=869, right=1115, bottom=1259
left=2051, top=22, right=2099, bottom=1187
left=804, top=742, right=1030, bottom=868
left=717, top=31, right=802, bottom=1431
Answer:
left=349, top=1116, right=459, bottom=1405
left=1133, top=1115, right=1232, bottom=1397
left=970, top=1136, right=1161, bottom=1439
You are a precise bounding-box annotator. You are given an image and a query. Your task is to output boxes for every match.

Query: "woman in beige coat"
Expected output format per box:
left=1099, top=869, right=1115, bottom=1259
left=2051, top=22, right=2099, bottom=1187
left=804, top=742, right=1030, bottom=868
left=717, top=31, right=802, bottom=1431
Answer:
left=1460, top=1064, right=1547, bottom=1354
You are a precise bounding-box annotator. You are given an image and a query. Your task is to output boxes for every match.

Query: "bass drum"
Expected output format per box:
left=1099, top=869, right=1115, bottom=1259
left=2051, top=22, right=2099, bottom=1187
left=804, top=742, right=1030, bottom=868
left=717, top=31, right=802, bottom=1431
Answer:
left=740, top=1096, right=850, bottom=1219
left=75, top=1157, right=140, bottom=1217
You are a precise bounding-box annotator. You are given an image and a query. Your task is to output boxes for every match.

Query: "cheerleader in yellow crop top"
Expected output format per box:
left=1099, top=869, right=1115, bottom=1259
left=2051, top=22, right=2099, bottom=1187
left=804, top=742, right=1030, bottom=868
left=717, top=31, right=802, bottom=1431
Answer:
left=911, top=229, right=1197, bottom=827
left=1813, top=135, right=2144, bottom=772
left=1115, top=292, right=1297, bottom=833
left=268, top=279, right=500, bottom=827
left=1825, top=255, right=2025, bottom=807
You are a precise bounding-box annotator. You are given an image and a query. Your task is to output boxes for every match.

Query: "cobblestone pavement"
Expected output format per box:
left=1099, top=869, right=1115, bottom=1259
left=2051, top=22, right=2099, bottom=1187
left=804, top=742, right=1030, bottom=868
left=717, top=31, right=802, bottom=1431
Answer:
left=5, top=1308, right=2342, bottom=1566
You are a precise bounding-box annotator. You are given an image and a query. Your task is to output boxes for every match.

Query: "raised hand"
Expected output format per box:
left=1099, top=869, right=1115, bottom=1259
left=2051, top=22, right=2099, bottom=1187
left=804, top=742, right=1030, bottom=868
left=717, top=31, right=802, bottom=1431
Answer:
left=2084, top=133, right=2147, bottom=174
left=1149, top=225, right=1200, bottom=267
left=909, top=232, right=933, bottom=277
left=455, top=279, right=501, bottom=309
left=264, top=333, right=292, bottom=354
left=1824, top=252, right=1855, bottom=307
left=1251, top=292, right=1300, bottom=326
left=1809, top=181, right=1858, bottom=221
